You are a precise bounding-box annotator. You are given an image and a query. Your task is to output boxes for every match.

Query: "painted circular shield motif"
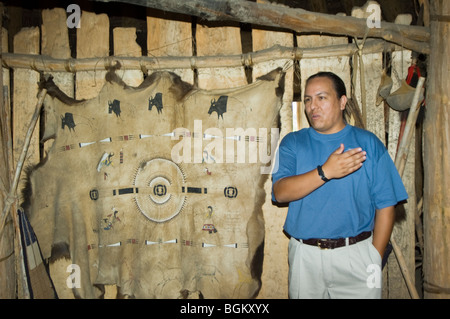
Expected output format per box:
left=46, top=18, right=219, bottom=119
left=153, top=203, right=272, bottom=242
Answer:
left=133, top=158, right=186, bottom=222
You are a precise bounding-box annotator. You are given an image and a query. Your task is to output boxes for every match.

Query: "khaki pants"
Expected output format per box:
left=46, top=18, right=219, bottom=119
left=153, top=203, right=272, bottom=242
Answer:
left=288, top=235, right=382, bottom=299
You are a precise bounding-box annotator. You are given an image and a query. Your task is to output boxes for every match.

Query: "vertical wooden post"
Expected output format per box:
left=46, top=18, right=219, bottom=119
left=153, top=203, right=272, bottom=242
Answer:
left=41, top=8, right=74, bottom=159
left=75, top=11, right=109, bottom=100
left=423, top=0, right=450, bottom=299
left=41, top=8, right=73, bottom=97
left=0, top=18, right=16, bottom=298
left=147, top=13, right=193, bottom=84
left=113, top=27, right=143, bottom=86
left=195, top=21, right=246, bottom=89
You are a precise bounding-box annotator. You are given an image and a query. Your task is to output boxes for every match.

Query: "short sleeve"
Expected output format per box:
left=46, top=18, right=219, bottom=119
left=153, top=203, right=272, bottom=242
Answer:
left=271, top=133, right=298, bottom=202
left=371, top=150, right=408, bottom=209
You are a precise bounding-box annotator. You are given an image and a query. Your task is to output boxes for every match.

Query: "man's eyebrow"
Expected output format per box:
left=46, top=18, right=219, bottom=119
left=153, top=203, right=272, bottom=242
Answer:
left=304, top=91, right=330, bottom=98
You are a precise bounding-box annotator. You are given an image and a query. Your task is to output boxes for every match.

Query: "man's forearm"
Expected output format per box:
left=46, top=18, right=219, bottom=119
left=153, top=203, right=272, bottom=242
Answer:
left=372, top=206, right=396, bottom=258
left=273, top=144, right=367, bottom=203
left=272, top=168, right=325, bottom=203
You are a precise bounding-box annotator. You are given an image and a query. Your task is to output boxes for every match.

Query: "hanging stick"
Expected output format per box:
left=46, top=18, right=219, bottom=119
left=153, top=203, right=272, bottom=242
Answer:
left=390, top=237, right=420, bottom=299
left=389, top=76, right=425, bottom=300
left=395, top=77, right=426, bottom=175
left=353, top=29, right=370, bottom=129
left=0, top=87, right=47, bottom=239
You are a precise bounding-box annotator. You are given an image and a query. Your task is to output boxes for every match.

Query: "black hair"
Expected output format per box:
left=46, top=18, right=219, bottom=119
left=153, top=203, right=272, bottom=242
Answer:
left=306, top=71, right=347, bottom=98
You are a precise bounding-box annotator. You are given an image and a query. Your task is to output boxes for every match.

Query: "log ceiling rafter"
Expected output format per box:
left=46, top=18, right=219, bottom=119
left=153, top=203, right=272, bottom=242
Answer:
left=91, top=0, right=430, bottom=54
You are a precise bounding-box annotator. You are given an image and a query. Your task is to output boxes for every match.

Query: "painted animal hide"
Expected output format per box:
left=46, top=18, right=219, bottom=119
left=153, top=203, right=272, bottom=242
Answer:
left=25, top=69, right=284, bottom=298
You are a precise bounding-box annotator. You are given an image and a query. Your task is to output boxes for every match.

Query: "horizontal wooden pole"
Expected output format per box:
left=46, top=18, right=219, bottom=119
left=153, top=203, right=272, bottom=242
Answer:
left=92, top=0, right=430, bottom=54
left=1, top=40, right=398, bottom=73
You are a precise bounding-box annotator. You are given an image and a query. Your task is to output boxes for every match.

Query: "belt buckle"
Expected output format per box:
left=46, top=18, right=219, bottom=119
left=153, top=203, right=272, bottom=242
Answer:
left=317, top=240, right=328, bottom=250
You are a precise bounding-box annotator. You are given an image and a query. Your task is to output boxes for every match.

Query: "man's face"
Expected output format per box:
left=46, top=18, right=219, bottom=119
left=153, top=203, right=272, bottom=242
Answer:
left=304, top=76, right=347, bottom=134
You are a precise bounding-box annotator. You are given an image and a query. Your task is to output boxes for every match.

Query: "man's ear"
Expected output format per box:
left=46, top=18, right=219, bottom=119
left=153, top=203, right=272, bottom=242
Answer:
left=340, top=95, right=348, bottom=111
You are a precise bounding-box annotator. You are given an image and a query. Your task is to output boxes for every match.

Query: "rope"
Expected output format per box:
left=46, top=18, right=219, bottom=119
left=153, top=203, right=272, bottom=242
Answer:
left=353, top=27, right=370, bottom=128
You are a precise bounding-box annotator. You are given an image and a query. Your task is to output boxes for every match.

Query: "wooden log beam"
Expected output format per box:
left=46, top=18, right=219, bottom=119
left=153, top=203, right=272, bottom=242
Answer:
left=91, top=0, right=430, bottom=54
left=422, top=0, right=450, bottom=299
left=1, top=40, right=399, bottom=72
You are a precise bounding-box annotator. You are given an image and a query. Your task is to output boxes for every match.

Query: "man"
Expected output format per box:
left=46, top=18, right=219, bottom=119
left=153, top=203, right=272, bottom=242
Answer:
left=272, top=71, right=408, bottom=299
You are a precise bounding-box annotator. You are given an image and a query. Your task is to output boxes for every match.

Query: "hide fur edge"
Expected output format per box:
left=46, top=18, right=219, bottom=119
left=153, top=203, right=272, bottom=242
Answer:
left=247, top=68, right=285, bottom=298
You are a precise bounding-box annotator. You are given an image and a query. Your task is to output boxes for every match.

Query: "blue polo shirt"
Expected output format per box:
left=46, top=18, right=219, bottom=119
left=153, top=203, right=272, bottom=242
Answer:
left=272, top=124, right=408, bottom=240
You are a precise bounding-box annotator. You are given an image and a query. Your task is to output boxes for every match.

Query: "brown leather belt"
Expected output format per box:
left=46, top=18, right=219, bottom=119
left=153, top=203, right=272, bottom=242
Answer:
left=298, top=231, right=372, bottom=250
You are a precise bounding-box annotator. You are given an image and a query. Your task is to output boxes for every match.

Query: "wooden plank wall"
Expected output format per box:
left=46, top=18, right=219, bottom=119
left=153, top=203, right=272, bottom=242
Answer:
left=0, top=4, right=418, bottom=299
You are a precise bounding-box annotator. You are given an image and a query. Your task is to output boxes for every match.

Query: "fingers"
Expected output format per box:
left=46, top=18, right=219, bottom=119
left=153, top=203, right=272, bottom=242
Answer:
left=333, top=143, right=345, bottom=154
left=323, top=146, right=366, bottom=179
left=345, top=149, right=366, bottom=170
left=344, top=147, right=364, bottom=157
left=342, top=147, right=366, bottom=168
